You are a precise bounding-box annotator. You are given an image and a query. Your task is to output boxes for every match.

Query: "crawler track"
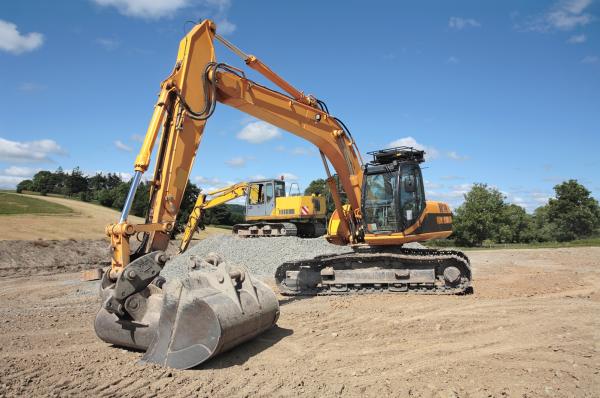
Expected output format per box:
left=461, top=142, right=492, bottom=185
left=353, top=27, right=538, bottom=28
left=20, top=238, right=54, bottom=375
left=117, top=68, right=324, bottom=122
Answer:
left=275, top=247, right=472, bottom=295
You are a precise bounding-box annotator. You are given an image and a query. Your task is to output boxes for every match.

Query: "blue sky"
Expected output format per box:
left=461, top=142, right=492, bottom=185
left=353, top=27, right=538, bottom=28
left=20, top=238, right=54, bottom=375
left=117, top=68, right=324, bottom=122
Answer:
left=1, top=0, right=599, bottom=211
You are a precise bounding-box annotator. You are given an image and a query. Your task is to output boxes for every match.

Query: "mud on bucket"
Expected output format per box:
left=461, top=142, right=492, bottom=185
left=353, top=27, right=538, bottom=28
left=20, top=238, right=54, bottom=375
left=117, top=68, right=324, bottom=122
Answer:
left=95, top=253, right=279, bottom=370
left=142, top=260, right=280, bottom=369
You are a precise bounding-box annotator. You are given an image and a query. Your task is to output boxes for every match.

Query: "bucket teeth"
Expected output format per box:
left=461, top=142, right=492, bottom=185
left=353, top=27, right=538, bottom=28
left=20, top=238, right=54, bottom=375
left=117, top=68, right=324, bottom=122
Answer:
left=95, top=257, right=279, bottom=370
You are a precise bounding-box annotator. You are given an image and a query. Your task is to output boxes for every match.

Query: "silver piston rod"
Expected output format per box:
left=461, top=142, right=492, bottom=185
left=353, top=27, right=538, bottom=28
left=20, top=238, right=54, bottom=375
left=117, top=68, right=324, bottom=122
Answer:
left=119, top=170, right=143, bottom=223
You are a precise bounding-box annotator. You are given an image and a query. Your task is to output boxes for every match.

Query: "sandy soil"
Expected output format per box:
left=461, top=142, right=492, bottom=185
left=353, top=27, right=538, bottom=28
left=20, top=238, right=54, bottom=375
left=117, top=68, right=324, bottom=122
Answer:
left=0, top=247, right=599, bottom=397
left=0, top=195, right=144, bottom=240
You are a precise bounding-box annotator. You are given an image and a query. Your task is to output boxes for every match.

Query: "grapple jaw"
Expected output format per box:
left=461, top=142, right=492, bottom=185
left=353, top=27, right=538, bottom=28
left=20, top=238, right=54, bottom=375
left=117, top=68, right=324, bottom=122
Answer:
left=95, top=252, right=279, bottom=369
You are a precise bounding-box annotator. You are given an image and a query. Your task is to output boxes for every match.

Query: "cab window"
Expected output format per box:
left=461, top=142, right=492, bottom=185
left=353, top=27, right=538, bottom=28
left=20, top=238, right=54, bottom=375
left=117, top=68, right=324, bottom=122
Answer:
left=363, top=171, right=399, bottom=233
left=400, top=165, right=425, bottom=227
left=275, top=181, right=286, bottom=198
left=265, top=183, right=274, bottom=203
left=248, top=183, right=264, bottom=205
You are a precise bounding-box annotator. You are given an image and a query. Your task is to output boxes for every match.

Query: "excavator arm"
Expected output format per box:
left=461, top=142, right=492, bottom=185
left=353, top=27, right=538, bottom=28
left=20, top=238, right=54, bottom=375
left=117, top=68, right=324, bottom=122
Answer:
left=178, top=182, right=249, bottom=253
left=107, top=19, right=364, bottom=278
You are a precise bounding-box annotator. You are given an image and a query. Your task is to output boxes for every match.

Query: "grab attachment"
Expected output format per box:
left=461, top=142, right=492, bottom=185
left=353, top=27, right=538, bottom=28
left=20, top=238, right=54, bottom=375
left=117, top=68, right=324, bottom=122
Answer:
left=95, top=253, right=279, bottom=369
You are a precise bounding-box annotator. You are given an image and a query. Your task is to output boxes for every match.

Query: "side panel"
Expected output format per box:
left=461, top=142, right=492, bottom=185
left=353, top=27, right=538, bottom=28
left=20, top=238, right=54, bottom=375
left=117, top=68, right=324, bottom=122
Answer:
left=268, top=196, right=327, bottom=219
left=362, top=201, right=453, bottom=245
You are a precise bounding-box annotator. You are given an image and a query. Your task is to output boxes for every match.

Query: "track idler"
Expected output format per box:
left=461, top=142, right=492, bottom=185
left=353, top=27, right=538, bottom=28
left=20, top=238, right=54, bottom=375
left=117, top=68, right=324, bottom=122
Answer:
left=94, top=252, right=279, bottom=369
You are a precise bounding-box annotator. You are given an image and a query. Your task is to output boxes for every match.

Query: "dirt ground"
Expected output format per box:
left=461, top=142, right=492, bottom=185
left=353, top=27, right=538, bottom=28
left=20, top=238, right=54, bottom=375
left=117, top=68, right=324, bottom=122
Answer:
left=0, top=247, right=599, bottom=397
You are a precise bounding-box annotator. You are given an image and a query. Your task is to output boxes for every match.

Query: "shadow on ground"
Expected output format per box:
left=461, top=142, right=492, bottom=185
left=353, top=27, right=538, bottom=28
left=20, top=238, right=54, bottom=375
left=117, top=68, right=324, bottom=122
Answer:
left=201, top=325, right=294, bottom=369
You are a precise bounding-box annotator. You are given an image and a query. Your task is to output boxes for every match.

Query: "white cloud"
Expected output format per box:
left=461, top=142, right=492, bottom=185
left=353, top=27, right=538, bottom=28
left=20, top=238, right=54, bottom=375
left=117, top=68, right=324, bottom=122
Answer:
left=448, top=17, right=481, bottom=30
left=388, top=136, right=439, bottom=160
left=18, top=82, right=46, bottom=92
left=522, top=0, right=594, bottom=32
left=447, top=151, right=469, bottom=161
left=504, top=189, right=552, bottom=212
left=440, top=175, right=464, bottom=181
left=446, top=56, right=459, bottom=64
left=581, top=55, right=599, bottom=64
left=92, top=0, right=236, bottom=32
left=291, top=146, right=317, bottom=156
left=194, top=175, right=222, bottom=185
left=96, top=37, right=120, bottom=50
left=0, top=19, right=44, bottom=54
left=279, top=172, right=298, bottom=181
left=567, top=33, right=587, bottom=43
left=216, top=18, right=236, bottom=35
left=0, top=166, right=41, bottom=188
left=131, top=134, right=144, bottom=143
left=92, top=0, right=190, bottom=19
left=275, top=145, right=286, bottom=152
left=0, top=137, right=65, bottom=163
left=3, top=166, right=39, bottom=177
left=0, top=175, right=25, bottom=189
left=236, top=121, right=281, bottom=144
left=114, top=140, right=132, bottom=152
left=225, top=156, right=249, bottom=167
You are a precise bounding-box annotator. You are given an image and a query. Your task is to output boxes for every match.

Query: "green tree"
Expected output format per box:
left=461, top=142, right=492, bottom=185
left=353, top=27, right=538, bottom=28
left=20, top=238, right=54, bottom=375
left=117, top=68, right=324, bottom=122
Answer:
left=130, top=181, right=150, bottom=217
left=304, top=177, right=339, bottom=215
left=172, top=181, right=201, bottom=235
left=531, top=205, right=555, bottom=242
left=304, top=179, right=327, bottom=196
left=497, top=204, right=534, bottom=243
left=452, top=184, right=507, bottom=246
left=88, top=173, right=107, bottom=193
left=546, top=179, right=600, bottom=241
left=16, top=179, right=33, bottom=193
left=106, top=173, right=123, bottom=190
left=32, top=171, right=54, bottom=195
left=64, top=167, right=88, bottom=196
left=98, top=188, right=116, bottom=207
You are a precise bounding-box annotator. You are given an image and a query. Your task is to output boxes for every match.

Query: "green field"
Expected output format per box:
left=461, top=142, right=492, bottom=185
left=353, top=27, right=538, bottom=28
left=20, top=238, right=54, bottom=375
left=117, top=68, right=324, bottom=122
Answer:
left=0, top=193, right=73, bottom=215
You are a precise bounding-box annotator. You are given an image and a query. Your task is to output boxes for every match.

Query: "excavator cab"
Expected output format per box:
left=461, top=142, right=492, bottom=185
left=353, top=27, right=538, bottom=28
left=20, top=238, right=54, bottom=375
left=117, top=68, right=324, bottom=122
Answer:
left=362, top=147, right=426, bottom=234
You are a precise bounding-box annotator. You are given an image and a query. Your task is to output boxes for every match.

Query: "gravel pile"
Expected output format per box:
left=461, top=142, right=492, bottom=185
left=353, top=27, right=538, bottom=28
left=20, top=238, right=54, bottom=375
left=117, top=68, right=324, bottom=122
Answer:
left=161, top=235, right=354, bottom=280
left=161, top=235, right=426, bottom=281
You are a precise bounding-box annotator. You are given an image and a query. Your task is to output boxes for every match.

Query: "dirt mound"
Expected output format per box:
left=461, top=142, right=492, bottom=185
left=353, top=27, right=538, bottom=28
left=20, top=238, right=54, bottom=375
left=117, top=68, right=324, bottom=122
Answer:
left=0, top=240, right=110, bottom=277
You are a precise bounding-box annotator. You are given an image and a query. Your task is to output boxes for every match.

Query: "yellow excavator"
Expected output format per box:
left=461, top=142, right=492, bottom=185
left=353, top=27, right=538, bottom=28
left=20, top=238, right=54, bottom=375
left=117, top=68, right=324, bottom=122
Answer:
left=95, top=20, right=472, bottom=369
left=179, top=177, right=327, bottom=254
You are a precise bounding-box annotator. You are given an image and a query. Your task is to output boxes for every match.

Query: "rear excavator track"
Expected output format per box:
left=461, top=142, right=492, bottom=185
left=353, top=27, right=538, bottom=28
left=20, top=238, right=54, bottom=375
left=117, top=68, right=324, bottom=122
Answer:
left=233, top=222, right=298, bottom=237
left=275, top=246, right=472, bottom=295
left=232, top=222, right=327, bottom=238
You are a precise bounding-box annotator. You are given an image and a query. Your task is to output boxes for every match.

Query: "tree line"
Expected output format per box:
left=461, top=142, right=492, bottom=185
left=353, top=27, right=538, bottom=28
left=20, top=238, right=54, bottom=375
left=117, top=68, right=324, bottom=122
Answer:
left=303, top=178, right=600, bottom=247
left=453, top=180, right=600, bottom=246
left=16, top=168, right=244, bottom=233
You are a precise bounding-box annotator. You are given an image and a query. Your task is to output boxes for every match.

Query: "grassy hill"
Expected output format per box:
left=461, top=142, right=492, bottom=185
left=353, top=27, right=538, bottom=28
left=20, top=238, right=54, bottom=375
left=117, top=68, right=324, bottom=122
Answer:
left=0, top=192, right=73, bottom=215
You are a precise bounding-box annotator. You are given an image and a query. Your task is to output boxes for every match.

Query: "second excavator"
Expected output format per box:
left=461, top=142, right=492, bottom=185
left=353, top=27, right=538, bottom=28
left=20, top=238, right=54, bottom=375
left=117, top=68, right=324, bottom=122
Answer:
left=95, top=20, right=472, bottom=369
left=179, top=177, right=327, bottom=253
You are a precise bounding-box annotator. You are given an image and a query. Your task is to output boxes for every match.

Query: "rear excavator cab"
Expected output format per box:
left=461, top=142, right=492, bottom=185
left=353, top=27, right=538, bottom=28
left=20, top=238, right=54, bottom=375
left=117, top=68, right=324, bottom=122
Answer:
left=360, top=147, right=453, bottom=244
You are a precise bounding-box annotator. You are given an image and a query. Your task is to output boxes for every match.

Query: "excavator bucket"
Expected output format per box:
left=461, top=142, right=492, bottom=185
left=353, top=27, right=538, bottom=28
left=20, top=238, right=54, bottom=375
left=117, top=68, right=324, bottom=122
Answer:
left=94, top=253, right=279, bottom=369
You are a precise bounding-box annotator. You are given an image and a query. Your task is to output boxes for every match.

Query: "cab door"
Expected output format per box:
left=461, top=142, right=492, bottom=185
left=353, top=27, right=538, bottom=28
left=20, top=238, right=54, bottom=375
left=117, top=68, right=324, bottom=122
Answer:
left=245, top=181, right=276, bottom=218
left=399, top=164, right=425, bottom=229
